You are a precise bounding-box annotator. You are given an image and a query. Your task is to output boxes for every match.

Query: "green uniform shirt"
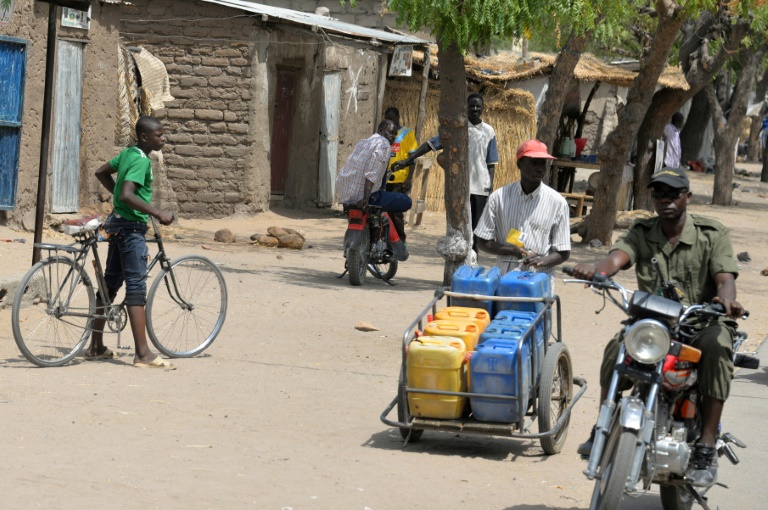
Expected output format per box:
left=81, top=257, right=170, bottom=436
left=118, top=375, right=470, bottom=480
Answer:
left=611, top=214, right=738, bottom=306
left=109, top=146, right=154, bottom=223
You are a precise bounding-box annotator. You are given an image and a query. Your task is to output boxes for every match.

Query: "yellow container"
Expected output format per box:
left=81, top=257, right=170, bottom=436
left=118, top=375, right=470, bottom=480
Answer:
left=424, top=319, right=482, bottom=352
left=434, top=306, right=490, bottom=332
left=407, top=336, right=467, bottom=419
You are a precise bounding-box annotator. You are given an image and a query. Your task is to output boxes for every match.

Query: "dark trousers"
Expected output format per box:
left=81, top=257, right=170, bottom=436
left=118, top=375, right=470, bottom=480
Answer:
left=470, top=193, right=488, bottom=253
left=385, top=182, right=408, bottom=242
left=369, top=189, right=412, bottom=215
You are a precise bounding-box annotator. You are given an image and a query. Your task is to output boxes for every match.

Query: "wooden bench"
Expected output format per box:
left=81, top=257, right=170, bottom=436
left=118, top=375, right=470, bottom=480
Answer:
left=560, top=192, right=594, bottom=218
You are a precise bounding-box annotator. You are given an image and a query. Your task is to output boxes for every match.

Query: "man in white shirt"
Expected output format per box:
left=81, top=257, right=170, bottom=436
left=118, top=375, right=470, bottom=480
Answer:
left=662, top=112, right=684, bottom=168
left=392, top=93, right=498, bottom=253
left=474, top=139, right=571, bottom=277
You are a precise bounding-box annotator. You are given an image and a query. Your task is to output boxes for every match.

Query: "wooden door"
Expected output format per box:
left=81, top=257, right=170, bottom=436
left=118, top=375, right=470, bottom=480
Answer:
left=270, top=70, right=296, bottom=195
left=0, top=36, right=27, bottom=210
left=51, top=40, right=85, bottom=213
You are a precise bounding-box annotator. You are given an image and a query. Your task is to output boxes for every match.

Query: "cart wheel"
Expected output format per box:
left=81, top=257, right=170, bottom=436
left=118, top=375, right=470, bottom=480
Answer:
left=538, top=342, right=573, bottom=455
left=397, top=384, right=423, bottom=442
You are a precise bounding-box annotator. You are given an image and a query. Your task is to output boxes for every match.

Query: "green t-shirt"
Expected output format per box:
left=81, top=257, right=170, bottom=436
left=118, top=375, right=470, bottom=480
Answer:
left=611, top=214, right=739, bottom=306
left=109, top=146, right=154, bottom=223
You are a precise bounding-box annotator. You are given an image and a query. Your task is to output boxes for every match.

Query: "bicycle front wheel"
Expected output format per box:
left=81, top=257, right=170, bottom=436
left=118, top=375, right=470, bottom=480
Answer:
left=12, top=256, right=96, bottom=367
left=146, top=255, right=227, bottom=357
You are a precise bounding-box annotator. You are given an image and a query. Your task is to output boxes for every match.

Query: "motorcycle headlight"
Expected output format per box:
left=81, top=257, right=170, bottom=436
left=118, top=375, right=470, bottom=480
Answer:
left=623, top=319, right=670, bottom=364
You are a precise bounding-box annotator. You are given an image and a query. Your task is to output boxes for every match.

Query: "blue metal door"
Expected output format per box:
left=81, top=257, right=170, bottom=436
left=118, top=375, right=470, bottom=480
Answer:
left=0, top=36, right=27, bottom=210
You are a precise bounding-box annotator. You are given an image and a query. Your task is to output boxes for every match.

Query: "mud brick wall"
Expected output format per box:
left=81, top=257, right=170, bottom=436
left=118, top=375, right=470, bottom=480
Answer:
left=118, top=0, right=269, bottom=217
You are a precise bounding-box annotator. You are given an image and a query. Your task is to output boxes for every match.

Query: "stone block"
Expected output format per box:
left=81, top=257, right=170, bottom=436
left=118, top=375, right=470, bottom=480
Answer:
left=202, top=57, right=230, bottom=66
left=166, top=63, right=193, bottom=74
left=227, top=123, right=249, bottom=134
left=167, top=109, right=195, bottom=120
left=208, top=76, right=237, bottom=88
left=210, top=134, right=239, bottom=145
left=174, top=145, right=202, bottom=156
left=203, top=147, right=224, bottom=157
left=178, top=77, right=208, bottom=87
left=167, top=168, right=195, bottom=179
left=195, top=109, right=224, bottom=121
left=165, top=133, right=193, bottom=143
left=193, top=66, right=222, bottom=77
left=223, top=112, right=238, bottom=122
left=175, top=56, right=202, bottom=65
left=209, top=122, right=227, bottom=133
left=230, top=58, right=248, bottom=66
left=225, top=146, right=249, bottom=158
left=193, top=134, right=210, bottom=145
left=214, top=48, right=244, bottom=57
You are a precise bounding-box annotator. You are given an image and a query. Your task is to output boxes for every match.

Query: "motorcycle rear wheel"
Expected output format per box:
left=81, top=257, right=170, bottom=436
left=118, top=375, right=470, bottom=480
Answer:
left=348, top=228, right=370, bottom=286
left=660, top=484, right=695, bottom=510
left=590, top=426, right=636, bottom=510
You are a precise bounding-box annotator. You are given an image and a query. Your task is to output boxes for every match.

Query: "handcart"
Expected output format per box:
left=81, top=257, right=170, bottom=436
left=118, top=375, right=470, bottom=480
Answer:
left=380, top=288, right=587, bottom=455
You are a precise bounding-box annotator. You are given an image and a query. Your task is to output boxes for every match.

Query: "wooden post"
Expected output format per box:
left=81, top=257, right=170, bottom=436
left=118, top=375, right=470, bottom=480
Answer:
left=375, top=52, right=389, bottom=124
left=415, top=49, right=430, bottom=143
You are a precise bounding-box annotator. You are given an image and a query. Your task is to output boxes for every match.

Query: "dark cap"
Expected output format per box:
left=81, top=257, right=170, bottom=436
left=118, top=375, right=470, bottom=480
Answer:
left=648, top=167, right=689, bottom=189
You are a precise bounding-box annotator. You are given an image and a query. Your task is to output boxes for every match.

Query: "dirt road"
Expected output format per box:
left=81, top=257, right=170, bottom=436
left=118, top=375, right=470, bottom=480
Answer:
left=0, top=168, right=766, bottom=509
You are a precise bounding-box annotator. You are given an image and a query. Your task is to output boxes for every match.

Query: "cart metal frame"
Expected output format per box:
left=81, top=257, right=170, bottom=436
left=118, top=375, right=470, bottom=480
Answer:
left=381, top=288, right=587, bottom=452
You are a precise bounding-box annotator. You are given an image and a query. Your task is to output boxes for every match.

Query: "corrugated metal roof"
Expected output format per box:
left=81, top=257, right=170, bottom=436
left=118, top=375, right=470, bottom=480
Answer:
left=201, top=0, right=429, bottom=47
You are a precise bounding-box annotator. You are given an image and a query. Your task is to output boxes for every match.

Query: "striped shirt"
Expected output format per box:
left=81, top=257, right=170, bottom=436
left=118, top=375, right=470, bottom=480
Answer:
left=474, top=181, right=571, bottom=277
left=336, top=133, right=391, bottom=204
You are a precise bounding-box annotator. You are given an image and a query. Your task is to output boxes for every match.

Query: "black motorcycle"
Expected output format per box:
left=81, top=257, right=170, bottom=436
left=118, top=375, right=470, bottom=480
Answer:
left=563, top=261, right=756, bottom=510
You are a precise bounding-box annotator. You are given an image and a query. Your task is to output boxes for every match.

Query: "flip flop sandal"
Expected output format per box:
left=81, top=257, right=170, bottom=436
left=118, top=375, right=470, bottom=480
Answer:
left=83, top=347, right=117, bottom=361
left=133, top=357, right=176, bottom=370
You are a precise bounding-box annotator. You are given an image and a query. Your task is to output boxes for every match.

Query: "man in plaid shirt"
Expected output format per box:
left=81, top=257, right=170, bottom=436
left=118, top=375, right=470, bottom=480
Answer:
left=336, top=120, right=412, bottom=213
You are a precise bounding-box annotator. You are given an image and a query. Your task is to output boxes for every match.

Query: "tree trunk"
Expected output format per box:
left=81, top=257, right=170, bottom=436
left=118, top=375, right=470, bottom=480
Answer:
left=435, top=39, right=470, bottom=286
left=747, top=112, right=764, bottom=162
left=762, top=139, right=768, bottom=182
left=707, top=45, right=766, bottom=205
left=746, top=67, right=768, bottom=162
left=632, top=11, right=750, bottom=211
left=536, top=31, right=589, bottom=153
left=680, top=90, right=711, bottom=163
left=584, top=1, right=684, bottom=245
left=633, top=88, right=688, bottom=211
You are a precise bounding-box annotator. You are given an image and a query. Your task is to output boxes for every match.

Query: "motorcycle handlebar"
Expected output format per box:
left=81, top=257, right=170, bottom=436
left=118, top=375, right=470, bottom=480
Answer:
left=705, top=302, right=749, bottom=319
left=561, top=266, right=609, bottom=283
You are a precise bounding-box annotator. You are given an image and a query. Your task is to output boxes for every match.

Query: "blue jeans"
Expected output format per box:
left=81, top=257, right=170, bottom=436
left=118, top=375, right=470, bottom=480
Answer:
left=369, top=190, right=412, bottom=213
left=104, top=215, right=149, bottom=306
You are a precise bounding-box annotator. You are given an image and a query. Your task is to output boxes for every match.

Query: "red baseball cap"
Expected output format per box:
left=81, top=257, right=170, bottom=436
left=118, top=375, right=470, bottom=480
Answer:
left=516, top=140, right=556, bottom=161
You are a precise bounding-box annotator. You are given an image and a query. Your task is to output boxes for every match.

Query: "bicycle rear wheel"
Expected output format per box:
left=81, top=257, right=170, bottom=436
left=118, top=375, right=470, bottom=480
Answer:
left=12, top=256, right=95, bottom=367
left=146, top=255, right=227, bottom=357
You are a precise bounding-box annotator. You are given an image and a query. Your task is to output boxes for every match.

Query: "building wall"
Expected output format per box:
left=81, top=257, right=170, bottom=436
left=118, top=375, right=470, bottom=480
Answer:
left=0, top=0, right=119, bottom=226
left=119, top=0, right=382, bottom=215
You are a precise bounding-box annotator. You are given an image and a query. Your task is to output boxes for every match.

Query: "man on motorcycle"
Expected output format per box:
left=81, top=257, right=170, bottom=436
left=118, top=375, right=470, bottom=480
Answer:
left=571, top=166, right=744, bottom=487
left=336, top=120, right=412, bottom=214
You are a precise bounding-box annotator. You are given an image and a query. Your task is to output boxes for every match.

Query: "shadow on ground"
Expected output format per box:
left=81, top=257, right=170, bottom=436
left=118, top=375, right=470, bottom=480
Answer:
left=364, top=427, right=551, bottom=462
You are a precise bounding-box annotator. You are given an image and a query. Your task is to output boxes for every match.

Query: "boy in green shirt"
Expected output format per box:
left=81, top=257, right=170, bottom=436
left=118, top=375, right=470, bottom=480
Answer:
left=83, top=116, right=176, bottom=369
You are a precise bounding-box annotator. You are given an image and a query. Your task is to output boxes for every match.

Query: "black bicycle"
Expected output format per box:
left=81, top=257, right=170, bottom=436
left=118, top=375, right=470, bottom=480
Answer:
left=11, top=216, right=228, bottom=367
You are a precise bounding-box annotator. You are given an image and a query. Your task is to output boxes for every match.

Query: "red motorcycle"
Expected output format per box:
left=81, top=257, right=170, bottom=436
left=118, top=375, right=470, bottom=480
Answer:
left=341, top=203, right=408, bottom=286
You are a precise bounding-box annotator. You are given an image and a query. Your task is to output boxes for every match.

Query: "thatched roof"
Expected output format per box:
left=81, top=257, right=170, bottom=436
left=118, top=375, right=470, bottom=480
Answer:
left=413, top=46, right=689, bottom=91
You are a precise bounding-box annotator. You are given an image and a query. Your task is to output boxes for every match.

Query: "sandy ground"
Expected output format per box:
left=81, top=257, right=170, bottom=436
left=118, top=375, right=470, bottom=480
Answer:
left=0, top=165, right=767, bottom=509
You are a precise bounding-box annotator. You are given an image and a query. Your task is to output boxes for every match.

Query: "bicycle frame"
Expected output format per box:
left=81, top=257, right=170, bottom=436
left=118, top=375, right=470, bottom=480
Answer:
left=33, top=217, right=193, bottom=334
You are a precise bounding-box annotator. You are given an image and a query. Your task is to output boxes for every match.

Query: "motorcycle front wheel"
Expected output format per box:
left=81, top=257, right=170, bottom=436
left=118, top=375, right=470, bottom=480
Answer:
left=659, top=484, right=695, bottom=510
left=348, top=227, right=370, bottom=286
left=590, top=426, right=637, bottom=510
left=370, top=260, right=397, bottom=281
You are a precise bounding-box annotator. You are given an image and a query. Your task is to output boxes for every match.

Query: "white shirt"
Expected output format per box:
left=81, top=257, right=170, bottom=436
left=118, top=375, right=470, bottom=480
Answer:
left=426, top=121, right=499, bottom=196
left=474, top=181, right=571, bottom=277
left=663, top=123, right=681, bottom=168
